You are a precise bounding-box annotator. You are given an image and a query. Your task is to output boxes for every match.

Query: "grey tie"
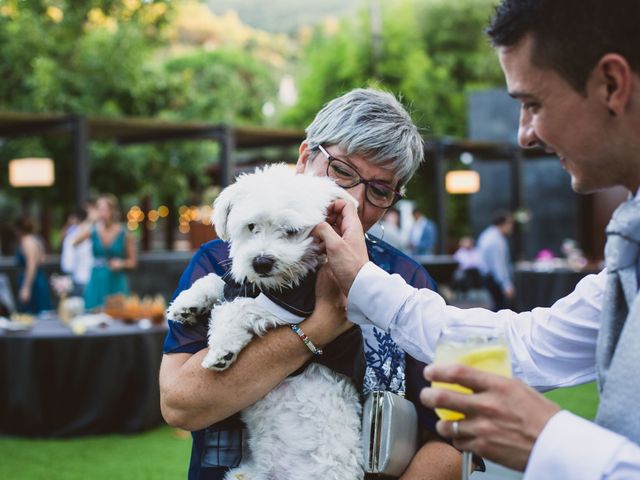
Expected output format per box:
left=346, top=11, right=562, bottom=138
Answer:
left=595, top=197, right=640, bottom=443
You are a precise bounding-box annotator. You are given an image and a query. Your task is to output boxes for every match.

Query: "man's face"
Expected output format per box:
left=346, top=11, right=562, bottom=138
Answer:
left=499, top=35, right=619, bottom=194
left=296, top=143, right=395, bottom=232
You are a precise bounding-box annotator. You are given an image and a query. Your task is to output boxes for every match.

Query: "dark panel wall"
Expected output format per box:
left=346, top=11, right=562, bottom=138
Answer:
left=467, top=89, right=581, bottom=259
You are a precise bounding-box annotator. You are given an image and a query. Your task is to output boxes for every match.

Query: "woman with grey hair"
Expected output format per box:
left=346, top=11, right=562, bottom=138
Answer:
left=161, top=88, right=465, bottom=480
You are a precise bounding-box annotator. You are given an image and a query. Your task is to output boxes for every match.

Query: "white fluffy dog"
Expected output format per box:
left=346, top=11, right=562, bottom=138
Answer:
left=167, top=164, right=364, bottom=480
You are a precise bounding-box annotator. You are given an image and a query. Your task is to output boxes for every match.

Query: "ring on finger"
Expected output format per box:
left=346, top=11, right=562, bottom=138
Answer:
left=452, top=421, right=460, bottom=438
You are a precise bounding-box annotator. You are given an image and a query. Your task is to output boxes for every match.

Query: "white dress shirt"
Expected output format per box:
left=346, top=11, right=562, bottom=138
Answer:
left=61, top=226, right=93, bottom=286
left=347, top=261, right=640, bottom=479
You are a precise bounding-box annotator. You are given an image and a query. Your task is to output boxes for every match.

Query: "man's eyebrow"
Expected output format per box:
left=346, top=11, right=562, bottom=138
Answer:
left=508, top=90, right=536, bottom=100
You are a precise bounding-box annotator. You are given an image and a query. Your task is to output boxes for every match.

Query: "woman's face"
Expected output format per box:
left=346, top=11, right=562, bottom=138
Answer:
left=96, top=199, right=114, bottom=223
left=296, top=143, right=398, bottom=232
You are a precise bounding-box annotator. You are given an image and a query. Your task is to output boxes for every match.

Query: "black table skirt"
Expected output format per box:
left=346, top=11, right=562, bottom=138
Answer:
left=514, top=268, right=597, bottom=312
left=0, top=319, right=167, bottom=437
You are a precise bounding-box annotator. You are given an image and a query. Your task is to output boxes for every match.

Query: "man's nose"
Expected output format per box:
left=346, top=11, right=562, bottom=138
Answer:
left=517, top=108, right=538, bottom=149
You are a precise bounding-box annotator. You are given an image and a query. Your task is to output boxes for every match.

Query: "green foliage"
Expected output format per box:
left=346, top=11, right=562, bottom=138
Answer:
left=284, top=0, right=503, bottom=136
left=161, top=49, right=276, bottom=124
left=0, top=0, right=278, bottom=234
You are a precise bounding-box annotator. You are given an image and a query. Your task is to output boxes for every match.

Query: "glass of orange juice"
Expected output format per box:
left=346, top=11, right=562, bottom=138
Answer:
left=433, top=325, right=512, bottom=480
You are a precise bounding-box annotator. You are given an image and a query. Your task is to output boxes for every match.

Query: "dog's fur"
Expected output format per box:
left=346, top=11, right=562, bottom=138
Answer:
left=167, top=164, right=364, bottom=480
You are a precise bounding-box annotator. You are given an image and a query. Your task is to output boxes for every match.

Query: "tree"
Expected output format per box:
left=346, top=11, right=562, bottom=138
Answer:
left=0, top=0, right=280, bottom=244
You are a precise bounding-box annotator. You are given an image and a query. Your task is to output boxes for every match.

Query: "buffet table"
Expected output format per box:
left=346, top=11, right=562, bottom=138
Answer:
left=0, top=318, right=167, bottom=437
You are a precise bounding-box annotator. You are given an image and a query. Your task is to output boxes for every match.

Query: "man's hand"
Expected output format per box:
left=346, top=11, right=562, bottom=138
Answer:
left=420, top=364, right=561, bottom=472
left=312, top=199, right=369, bottom=294
left=504, top=286, right=515, bottom=300
left=304, top=264, right=353, bottom=345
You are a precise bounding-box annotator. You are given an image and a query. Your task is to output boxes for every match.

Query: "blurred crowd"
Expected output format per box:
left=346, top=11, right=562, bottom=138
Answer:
left=1, top=194, right=138, bottom=317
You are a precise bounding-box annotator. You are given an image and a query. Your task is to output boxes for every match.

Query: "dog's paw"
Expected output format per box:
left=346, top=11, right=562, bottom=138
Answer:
left=202, top=349, right=238, bottom=371
left=203, top=319, right=254, bottom=371
left=166, top=302, right=210, bottom=325
left=166, top=274, right=225, bottom=324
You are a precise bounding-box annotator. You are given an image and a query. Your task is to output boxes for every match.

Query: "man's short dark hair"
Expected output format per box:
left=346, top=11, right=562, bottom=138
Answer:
left=486, top=0, right=640, bottom=93
left=491, top=210, right=512, bottom=227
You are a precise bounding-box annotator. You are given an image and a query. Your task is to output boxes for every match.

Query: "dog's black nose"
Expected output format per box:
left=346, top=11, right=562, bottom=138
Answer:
left=252, top=255, right=275, bottom=274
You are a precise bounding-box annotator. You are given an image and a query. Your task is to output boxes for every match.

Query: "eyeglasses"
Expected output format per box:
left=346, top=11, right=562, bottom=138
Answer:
left=317, top=145, right=403, bottom=208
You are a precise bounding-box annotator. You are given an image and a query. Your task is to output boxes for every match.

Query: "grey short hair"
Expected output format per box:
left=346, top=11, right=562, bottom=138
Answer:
left=304, top=88, right=424, bottom=188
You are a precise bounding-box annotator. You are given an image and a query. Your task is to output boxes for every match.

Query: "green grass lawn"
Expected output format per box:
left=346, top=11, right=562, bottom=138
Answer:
left=0, top=384, right=599, bottom=480
left=0, top=425, right=192, bottom=480
left=544, top=381, right=599, bottom=420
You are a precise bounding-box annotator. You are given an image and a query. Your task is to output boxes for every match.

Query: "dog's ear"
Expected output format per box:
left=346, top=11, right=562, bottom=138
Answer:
left=212, top=183, right=239, bottom=241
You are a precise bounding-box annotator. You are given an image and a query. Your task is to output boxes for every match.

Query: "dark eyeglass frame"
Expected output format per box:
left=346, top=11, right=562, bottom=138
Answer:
left=316, top=144, right=403, bottom=208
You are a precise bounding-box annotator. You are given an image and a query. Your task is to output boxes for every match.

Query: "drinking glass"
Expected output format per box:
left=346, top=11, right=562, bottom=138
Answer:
left=432, top=325, right=512, bottom=480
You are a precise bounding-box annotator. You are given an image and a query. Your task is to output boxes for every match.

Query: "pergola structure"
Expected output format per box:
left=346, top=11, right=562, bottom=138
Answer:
left=1, top=111, right=556, bottom=257
left=0, top=112, right=306, bottom=208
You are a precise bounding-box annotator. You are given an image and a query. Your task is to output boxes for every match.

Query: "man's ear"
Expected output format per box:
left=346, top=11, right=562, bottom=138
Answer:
left=212, top=183, right=239, bottom=241
left=595, top=53, right=633, bottom=116
left=295, top=142, right=311, bottom=174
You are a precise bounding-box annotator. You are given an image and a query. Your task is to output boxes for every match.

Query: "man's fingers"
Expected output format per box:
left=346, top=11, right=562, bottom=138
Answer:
left=423, top=363, right=506, bottom=393
left=312, top=221, right=341, bottom=245
left=420, top=385, right=478, bottom=418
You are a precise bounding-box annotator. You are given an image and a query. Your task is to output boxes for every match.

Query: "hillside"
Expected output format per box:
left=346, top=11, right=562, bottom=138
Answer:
left=206, top=0, right=361, bottom=33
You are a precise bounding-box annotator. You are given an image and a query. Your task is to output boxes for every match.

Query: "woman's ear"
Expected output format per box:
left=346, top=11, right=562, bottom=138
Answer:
left=295, top=142, right=311, bottom=174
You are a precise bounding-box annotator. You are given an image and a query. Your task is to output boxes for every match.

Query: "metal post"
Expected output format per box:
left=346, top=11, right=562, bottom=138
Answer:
left=71, top=115, right=89, bottom=208
left=434, top=141, right=447, bottom=254
left=511, top=147, right=525, bottom=260
left=219, top=126, right=235, bottom=187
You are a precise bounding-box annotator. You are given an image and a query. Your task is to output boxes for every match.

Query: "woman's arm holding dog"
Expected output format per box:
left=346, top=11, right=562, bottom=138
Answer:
left=160, top=267, right=352, bottom=431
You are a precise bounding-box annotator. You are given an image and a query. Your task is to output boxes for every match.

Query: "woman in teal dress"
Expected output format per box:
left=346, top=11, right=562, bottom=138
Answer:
left=15, top=216, right=53, bottom=314
left=76, top=194, right=137, bottom=310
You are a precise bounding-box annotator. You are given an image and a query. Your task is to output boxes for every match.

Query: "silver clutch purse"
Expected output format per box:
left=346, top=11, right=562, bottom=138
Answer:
left=362, top=390, right=419, bottom=476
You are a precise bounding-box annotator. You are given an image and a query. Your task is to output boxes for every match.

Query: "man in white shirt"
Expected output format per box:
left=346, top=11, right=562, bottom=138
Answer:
left=60, top=202, right=96, bottom=296
left=477, top=211, right=515, bottom=310
left=313, top=0, right=640, bottom=478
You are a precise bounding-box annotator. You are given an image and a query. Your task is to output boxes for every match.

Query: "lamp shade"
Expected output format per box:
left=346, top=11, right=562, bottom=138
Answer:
left=9, top=158, right=55, bottom=187
left=445, top=170, right=480, bottom=194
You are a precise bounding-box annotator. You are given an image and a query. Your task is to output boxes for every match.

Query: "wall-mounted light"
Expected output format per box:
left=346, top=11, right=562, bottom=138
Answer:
left=445, top=170, right=480, bottom=194
left=9, top=158, right=55, bottom=187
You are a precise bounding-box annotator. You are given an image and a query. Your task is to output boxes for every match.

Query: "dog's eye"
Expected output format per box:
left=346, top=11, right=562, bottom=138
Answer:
left=248, top=223, right=256, bottom=232
left=285, top=228, right=300, bottom=237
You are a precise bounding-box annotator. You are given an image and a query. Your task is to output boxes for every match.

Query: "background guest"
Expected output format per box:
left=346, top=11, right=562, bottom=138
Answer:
left=75, top=194, right=137, bottom=310
left=408, top=208, right=437, bottom=256
left=61, top=199, right=97, bottom=297
left=477, top=210, right=515, bottom=310
left=368, top=207, right=405, bottom=250
left=15, top=215, right=52, bottom=314
left=452, top=236, right=486, bottom=294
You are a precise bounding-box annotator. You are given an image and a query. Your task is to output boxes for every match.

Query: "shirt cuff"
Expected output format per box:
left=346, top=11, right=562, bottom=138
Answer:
left=347, top=261, right=414, bottom=331
left=525, top=410, right=631, bottom=480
